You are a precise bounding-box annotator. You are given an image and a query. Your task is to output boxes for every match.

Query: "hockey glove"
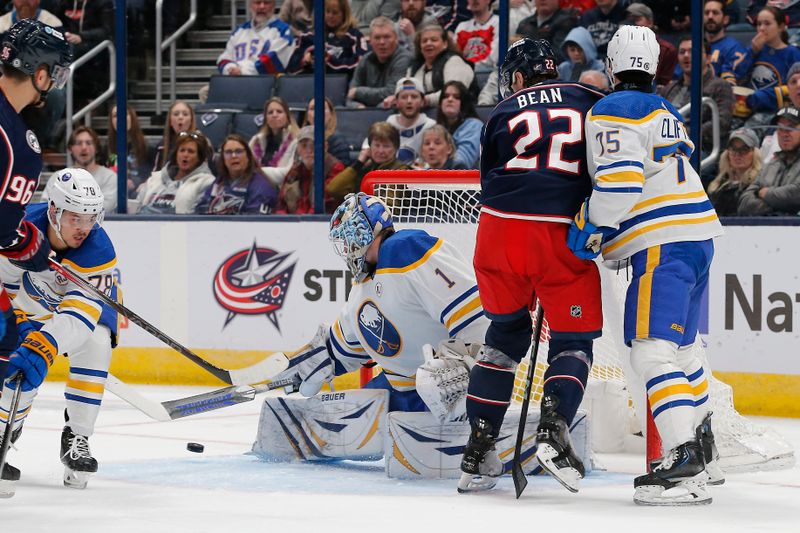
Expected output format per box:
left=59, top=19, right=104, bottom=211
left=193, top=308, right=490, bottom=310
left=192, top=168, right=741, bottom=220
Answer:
left=14, top=309, right=36, bottom=341
left=5, top=330, right=58, bottom=391
left=3, top=221, right=53, bottom=272
left=416, top=339, right=480, bottom=422
left=282, top=324, right=343, bottom=397
left=567, top=200, right=612, bottom=260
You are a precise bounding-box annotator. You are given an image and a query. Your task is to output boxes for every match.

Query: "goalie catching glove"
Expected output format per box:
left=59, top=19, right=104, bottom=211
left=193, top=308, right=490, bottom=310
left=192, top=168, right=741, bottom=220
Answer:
left=416, top=339, right=481, bottom=422
left=279, top=324, right=343, bottom=397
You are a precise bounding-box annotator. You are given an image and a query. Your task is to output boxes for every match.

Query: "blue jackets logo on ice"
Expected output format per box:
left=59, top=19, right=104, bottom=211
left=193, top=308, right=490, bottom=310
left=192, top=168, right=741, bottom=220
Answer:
left=357, top=300, right=401, bottom=356
left=214, top=242, right=296, bottom=330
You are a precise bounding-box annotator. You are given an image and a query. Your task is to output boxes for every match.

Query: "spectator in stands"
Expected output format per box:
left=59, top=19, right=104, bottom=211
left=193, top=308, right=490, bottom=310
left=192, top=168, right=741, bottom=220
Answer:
left=303, top=97, right=352, bottom=166
left=579, top=0, right=628, bottom=59
left=738, top=106, right=800, bottom=216
left=327, top=121, right=409, bottom=198
left=217, top=0, right=295, bottom=76
left=436, top=80, right=481, bottom=168
left=289, top=0, right=368, bottom=79
left=384, top=77, right=435, bottom=163
left=276, top=126, right=344, bottom=214
left=557, top=26, right=604, bottom=82
left=477, top=69, right=498, bottom=105
left=625, top=3, right=677, bottom=87
left=63, top=126, right=117, bottom=213
left=106, top=104, right=154, bottom=199
left=138, top=131, right=216, bottom=215
left=700, top=0, right=747, bottom=83
left=350, top=0, right=400, bottom=34
left=660, top=36, right=734, bottom=156
left=708, top=128, right=762, bottom=216
left=250, top=97, right=300, bottom=184
left=405, top=24, right=476, bottom=107
left=516, top=0, right=578, bottom=63
left=395, top=0, right=437, bottom=51
left=348, top=16, right=412, bottom=107
left=54, top=0, right=113, bottom=102
left=762, top=62, right=800, bottom=162
left=280, top=0, right=313, bottom=36
left=454, top=0, right=499, bottom=72
left=3, top=0, right=64, bottom=150
left=509, top=0, right=535, bottom=37
left=578, top=69, right=610, bottom=91
left=197, top=134, right=278, bottom=215
left=747, top=0, right=800, bottom=30
left=734, top=5, right=800, bottom=122
left=155, top=101, right=214, bottom=171
left=428, top=0, right=471, bottom=32
left=414, top=124, right=465, bottom=169
left=0, top=0, right=62, bottom=33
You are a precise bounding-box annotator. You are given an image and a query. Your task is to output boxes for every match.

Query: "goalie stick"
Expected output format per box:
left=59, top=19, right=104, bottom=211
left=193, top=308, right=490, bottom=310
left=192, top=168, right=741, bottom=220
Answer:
left=105, top=374, right=301, bottom=421
left=511, top=302, right=545, bottom=499
left=48, top=258, right=288, bottom=386
left=0, top=374, right=23, bottom=482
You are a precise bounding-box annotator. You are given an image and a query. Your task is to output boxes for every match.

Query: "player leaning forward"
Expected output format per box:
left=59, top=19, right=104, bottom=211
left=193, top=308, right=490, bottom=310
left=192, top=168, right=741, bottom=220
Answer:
left=567, top=26, right=724, bottom=506
left=0, top=170, right=118, bottom=496
left=459, top=39, right=606, bottom=494
left=275, top=192, right=488, bottom=425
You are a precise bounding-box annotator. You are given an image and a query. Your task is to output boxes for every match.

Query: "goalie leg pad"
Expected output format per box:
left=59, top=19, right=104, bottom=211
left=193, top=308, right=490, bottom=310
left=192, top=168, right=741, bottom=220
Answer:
left=542, top=338, right=593, bottom=424
left=465, top=346, right=517, bottom=437
left=252, top=388, right=389, bottom=462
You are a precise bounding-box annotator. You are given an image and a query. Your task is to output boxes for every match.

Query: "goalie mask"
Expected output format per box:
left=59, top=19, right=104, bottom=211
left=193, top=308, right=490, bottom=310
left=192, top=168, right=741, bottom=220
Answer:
left=329, top=193, right=393, bottom=282
left=46, top=168, right=105, bottom=241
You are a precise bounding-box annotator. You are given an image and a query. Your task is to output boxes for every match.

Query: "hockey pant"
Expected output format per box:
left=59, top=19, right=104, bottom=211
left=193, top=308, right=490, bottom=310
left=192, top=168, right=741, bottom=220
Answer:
left=626, top=241, right=713, bottom=451
left=0, top=326, right=112, bottom=438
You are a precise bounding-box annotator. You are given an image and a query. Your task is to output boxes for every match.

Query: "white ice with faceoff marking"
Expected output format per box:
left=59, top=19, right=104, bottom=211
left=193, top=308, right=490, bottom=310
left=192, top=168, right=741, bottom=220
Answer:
left=2, top=382, right=799, bottom=532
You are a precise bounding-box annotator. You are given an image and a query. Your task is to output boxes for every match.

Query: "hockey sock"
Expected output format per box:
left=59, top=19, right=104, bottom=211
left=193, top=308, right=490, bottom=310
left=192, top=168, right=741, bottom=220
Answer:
left=466, top=346, right=518, bottom=437
left=485, top=313, right=533, bottom=363
left=676, top=345, right=709, bottom=426
left=542, top=339, right=592, bottom=424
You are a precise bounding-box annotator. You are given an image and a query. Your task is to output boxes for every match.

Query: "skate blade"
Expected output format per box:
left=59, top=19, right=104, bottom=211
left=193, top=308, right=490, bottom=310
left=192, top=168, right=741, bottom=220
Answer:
left=0, top=479, right=16, bottom=498
left=536, top=443, right=582, bottom=493
left=457, top=471, right=497, bottom=493
left=63, top=468, right=92, bottom=490
left=634, top=475, right=712, bottom=506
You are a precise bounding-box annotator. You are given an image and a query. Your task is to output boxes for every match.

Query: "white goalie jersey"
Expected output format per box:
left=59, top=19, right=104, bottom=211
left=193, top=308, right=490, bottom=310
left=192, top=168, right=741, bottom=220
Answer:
left=327, top=229, right=489, bottom=391
left=585, top=91, right=724, bottom=260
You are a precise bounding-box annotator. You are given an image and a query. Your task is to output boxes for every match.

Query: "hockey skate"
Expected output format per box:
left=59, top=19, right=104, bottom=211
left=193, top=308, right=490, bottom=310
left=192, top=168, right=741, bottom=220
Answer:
left=0, top=461, right=20, bottom=498
left=535, top=395, right=585, bottom=493
left=457, top=417, right=502, bottom=493
left=634, top=441, right=711, bottom=506
left=61, top=426, right=98, bottom=489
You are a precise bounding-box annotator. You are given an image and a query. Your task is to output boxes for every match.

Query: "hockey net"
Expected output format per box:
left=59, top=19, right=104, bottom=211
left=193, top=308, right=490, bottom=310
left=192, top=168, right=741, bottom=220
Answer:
left=362, top=169, right=795, bottom=472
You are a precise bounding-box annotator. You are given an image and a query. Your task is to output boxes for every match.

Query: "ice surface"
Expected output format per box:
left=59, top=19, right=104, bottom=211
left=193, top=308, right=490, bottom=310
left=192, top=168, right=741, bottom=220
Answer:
left=3, top=382, right=799, bottom=533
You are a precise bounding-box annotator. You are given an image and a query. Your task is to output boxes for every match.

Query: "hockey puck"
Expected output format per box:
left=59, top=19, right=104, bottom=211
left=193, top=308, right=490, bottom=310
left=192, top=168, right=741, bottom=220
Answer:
left=187, top=442, right=204, bottom=453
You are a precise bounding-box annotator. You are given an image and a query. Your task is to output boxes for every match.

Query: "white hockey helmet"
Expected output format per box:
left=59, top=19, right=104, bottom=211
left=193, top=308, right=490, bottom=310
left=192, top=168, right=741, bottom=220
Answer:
left=46, top=168, right=105, bottom=233
left=606, top=25, right=660, bottom=78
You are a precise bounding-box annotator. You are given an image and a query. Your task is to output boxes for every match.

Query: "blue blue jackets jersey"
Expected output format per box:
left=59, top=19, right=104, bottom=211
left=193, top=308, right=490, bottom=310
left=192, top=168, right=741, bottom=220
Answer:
left=0, top=88, right=43, bottom=251
left=480, top=81, right=605, bottom=221
left=0, top=203, right=120, bottom=351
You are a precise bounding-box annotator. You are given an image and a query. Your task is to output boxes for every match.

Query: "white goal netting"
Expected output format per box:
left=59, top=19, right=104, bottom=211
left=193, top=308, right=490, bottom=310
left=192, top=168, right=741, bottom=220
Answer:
left=365, top=170, right=795, bottom=472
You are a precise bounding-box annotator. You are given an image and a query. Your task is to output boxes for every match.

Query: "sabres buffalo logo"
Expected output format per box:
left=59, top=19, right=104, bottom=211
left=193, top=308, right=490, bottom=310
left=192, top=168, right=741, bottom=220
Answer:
left=213, top=242, right=296, bottom=330
left=357, top=300, right=401, bottom=357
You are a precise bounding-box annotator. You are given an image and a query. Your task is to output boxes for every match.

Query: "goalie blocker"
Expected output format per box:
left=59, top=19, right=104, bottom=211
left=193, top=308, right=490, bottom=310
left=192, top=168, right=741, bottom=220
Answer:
left=251, top=387, right=592, bottom=479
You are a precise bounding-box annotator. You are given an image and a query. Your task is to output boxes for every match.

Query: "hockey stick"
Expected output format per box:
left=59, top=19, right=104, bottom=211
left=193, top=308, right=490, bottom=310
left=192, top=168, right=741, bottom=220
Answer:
left=105, top=374, right=301, bottom=421
left=48, top=258, right=288, bottom=386
left=511, top=302, right=545, bottom=499
left=0, top=374, right=23, bottom=481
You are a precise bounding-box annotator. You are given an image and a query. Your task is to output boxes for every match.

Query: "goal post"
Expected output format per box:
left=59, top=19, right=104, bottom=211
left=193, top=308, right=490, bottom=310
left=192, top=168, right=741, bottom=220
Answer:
left=361, top=169, right=795, bottom=472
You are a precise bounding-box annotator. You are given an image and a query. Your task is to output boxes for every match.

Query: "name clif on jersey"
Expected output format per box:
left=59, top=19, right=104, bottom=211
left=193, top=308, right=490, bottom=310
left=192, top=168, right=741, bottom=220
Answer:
left=515, top=87, right=563, bottom=108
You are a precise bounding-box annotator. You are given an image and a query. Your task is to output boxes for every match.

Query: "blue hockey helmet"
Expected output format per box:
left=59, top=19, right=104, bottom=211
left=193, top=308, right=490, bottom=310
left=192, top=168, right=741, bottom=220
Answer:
left=1, top=19, right=73, bottom=89
left=329, top=193, right=394, bottom=282
left=499, top=38, right=557, bottom=99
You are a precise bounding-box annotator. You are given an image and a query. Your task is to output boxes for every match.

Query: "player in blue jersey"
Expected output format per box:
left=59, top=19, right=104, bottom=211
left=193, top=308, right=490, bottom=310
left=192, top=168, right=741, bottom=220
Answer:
left=567, top=25, right=725, bottom=506
left=1, top=169, right=116, bottom=497
left=458, top=38, right=605, bottom=494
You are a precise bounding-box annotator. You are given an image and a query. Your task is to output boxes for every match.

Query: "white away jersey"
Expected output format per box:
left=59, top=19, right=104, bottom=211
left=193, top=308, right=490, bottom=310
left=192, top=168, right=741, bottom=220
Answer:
left=328, top=230, right=488, bottom=391
left=0, top=203, right=119, bottom=355
left=585, top=91, right=724, bottom=260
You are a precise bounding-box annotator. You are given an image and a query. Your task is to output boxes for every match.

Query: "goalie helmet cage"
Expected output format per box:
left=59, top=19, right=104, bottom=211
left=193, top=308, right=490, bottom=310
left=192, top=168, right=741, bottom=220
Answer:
left=361, top=169, right=795, bottom=473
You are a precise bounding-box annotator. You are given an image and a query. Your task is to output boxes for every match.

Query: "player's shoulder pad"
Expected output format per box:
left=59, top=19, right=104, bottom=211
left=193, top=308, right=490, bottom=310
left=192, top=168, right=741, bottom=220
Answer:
left=377, top=229, right=441, bottom=273
left=590, top=91, right=677, bottom=123
left=61, top=227, right=117, bottom=274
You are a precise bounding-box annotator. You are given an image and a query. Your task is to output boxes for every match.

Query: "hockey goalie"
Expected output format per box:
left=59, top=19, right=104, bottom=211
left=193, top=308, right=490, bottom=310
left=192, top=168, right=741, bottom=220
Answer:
left=251, top=192, right=592, bottom=479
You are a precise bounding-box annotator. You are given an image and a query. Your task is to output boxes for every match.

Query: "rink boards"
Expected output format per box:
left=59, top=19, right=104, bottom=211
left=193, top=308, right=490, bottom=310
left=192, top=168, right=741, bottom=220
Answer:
left=47, top=217, right=800, bottom=417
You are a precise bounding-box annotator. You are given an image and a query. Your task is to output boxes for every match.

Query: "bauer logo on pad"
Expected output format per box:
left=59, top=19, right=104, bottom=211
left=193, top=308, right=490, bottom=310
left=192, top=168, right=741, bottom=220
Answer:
left=213, top=242, right=297, bottom=331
